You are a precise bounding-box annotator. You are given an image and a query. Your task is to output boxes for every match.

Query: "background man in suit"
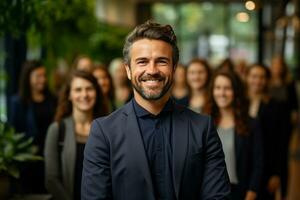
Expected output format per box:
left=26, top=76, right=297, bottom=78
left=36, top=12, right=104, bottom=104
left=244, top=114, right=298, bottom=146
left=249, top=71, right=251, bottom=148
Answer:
left=82, top=21, right=231, bottom=200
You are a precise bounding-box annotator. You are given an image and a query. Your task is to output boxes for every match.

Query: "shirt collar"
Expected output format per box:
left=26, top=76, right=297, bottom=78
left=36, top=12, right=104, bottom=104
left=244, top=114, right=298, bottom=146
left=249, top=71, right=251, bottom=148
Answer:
left=133, top=98, right=174, bottom=118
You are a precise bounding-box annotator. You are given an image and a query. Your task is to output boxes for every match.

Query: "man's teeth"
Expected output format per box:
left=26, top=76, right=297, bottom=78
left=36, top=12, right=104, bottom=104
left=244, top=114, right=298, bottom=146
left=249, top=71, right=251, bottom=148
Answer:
left=143, top=80, right=160, bottom=82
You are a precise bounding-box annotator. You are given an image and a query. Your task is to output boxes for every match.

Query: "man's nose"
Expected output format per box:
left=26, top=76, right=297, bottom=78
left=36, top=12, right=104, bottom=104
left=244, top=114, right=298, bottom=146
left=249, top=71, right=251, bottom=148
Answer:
left=147, top=62, right=159, bottom=74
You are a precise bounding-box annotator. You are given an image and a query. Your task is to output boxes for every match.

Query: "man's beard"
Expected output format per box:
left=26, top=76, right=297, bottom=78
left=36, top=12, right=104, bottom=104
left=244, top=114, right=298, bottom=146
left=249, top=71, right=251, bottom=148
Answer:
left=131, top=73, right=173, bottom=100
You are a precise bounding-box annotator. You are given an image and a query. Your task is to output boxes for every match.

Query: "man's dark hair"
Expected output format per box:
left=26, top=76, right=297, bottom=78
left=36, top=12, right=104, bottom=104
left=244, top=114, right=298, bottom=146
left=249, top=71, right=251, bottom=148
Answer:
left=123, top=20, right=179, bottom=67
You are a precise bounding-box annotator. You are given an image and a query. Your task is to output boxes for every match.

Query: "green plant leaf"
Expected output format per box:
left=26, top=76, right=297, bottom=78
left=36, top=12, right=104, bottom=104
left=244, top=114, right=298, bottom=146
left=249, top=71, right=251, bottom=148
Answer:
left=0, top=121, right=43, bottom=179
left=4, top=143, right=14, bottom=159
left=16, top=137, right=34, bottom=150
left=0, top=164, right=7, bottom=171
left=12, top=133, right=26, bottom=141
left=6, top=165, right=20, bottom=179
left=13, top=153, right=43, bottom=162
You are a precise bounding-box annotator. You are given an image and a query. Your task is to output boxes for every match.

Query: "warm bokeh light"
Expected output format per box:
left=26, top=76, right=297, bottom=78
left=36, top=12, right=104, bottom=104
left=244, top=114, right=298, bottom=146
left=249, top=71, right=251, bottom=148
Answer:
left=236, top=12, right=250, bottom=22
left=245, top=1, right=256, bottom=11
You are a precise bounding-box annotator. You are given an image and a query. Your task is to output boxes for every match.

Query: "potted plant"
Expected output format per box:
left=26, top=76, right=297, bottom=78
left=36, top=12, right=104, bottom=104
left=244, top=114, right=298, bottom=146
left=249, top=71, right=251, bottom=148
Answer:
left=0, top=121, right=42, bottom=198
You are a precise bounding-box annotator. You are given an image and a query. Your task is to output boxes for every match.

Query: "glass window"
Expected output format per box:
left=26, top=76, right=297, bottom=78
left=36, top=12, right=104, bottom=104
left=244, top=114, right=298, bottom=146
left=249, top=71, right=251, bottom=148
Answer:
left=152, top=2, right=258, bottom=66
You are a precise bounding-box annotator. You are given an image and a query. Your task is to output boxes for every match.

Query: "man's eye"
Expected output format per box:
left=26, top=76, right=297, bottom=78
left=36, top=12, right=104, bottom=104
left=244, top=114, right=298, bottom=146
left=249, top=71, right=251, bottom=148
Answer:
left=137, top=61, right=147, bottom=65
left=158, top=60, right=168, bottom=65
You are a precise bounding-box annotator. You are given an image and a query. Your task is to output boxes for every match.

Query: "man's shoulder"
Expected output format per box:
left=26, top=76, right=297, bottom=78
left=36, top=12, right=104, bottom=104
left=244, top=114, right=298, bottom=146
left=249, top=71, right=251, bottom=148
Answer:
left=93, top=102, right=131, bottom=128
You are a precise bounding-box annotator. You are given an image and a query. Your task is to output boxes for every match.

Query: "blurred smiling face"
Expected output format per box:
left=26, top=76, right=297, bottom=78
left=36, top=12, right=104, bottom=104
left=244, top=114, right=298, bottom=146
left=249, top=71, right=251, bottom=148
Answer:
left=30, top=67, right=47, bottom=92
left=174, top=66, right=186, bottom=86
left=93, top=68, right=111, bottom=96
left=125, top=38, right=175, bottom=101
left=69, top=77, right=96, bottom=113
left=187, top=62, right=208, bottom=90
left=246, top=66, right=267, bottom=94
left=213, top=75, right=234, bottom=109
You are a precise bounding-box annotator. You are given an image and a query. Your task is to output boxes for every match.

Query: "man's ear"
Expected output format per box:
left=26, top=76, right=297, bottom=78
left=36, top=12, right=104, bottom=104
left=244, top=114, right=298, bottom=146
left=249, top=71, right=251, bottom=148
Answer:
left=125, top=64, right=131, bottom=80
left=173, top=64, right=178, bottom=74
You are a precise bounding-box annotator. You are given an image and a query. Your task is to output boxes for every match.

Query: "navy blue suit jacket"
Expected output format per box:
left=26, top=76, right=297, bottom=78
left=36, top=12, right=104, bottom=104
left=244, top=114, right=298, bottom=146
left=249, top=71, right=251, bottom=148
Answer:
left=82, top=100, right=230, bottom=200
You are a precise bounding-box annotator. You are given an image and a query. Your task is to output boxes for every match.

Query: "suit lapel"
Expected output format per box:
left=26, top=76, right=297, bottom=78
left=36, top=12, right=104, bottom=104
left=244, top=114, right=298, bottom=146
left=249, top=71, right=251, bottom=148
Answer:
left=172, top=105, right=188, bottom=198
left=123, top=101, right=155, bottom=195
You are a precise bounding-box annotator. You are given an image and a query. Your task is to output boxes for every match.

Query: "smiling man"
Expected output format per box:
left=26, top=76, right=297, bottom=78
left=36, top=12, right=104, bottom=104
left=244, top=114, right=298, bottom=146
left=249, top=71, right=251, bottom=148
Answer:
left=82, top=21, right=230, bottom=200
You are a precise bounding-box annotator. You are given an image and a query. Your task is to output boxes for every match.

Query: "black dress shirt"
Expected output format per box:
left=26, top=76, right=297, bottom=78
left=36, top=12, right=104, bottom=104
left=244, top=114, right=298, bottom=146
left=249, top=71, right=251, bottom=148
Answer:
left=133, top=99, right=175, bottom=200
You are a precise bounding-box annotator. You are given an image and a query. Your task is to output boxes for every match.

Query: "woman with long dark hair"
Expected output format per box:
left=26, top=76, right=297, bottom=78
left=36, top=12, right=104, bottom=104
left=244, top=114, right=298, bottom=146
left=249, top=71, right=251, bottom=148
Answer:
left=246, top=64, right=283, bottom=200
left=44, top=70, right=107, bottom=200
left=269, top=56, right=298, bottom=199
left=92, top=64, right=116, bottom=113
left=204, top=69, right=263, bottom=200
left=9, top=60, right=57, bottom=194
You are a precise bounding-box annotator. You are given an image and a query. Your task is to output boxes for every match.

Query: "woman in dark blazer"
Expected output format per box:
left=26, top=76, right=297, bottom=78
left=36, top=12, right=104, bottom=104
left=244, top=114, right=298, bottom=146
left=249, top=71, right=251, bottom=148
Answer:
left=246, top=64, right=283, bottom=200
left=204, top=69, right=263, bottom=200
left=44, top=70, right=107, bottom=200
left=9, top=60, right=57, bottom=194
left=269, top=56, right=299, bottom=198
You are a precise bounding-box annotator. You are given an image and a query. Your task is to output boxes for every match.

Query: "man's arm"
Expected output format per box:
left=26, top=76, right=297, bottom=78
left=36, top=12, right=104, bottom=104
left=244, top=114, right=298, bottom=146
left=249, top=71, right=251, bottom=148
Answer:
left=81, top=119, right=112, bottom=200
left=200, top=116, right=231, bottom=200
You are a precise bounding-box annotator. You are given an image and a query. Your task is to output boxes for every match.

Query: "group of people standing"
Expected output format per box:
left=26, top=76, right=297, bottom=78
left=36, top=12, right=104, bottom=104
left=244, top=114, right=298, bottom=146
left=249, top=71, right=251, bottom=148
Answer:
left=7, top=56, right=132, bottom=198
left=172, top=56, right=298, bottom=200
left=7, top=20, right=298, bottom=200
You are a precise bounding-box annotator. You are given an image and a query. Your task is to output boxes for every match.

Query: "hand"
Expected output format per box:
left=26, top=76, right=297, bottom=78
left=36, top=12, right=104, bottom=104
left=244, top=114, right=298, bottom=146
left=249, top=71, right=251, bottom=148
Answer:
left=267, top=175, right=281, bottom=193
left=245, top=191, right=257, bottom=200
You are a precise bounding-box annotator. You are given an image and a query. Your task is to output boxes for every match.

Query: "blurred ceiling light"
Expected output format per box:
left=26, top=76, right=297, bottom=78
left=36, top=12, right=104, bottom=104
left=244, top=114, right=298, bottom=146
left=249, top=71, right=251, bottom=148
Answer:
left=245, top=1, right=256, bottom=11
left=236, top=12, right=250, bottom=22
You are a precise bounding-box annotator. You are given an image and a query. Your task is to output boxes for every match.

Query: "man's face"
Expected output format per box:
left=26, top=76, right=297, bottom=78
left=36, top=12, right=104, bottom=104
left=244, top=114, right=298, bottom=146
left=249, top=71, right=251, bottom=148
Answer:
left=125, top=39, right=175, bottom=101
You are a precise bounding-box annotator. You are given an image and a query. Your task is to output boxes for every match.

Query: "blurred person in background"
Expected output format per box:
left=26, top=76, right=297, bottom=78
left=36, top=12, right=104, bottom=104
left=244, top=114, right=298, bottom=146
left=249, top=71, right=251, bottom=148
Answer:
left=184, top=58, right=211, bottom=113
left=52, top=60, right=69, bottom=97
left=217, top=58, right=235, bottom=72
left=204, top=69, right=263, bottom=200
left=9, top=60, right=57, bottom=194
left=171, top=63, right=189, bottom=103
left=109, top=58, right=133, bottom=108
left=235, top=59, right=247, bottom=81
left=269, top=55, right=299, bottom=199
left=93, top=64, right=116, bottom=113
left=246, top=64, right=283, bottom=200
left=72, top=55, right=94, bottom=73
left=44, top=70, right=107, bottom=200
